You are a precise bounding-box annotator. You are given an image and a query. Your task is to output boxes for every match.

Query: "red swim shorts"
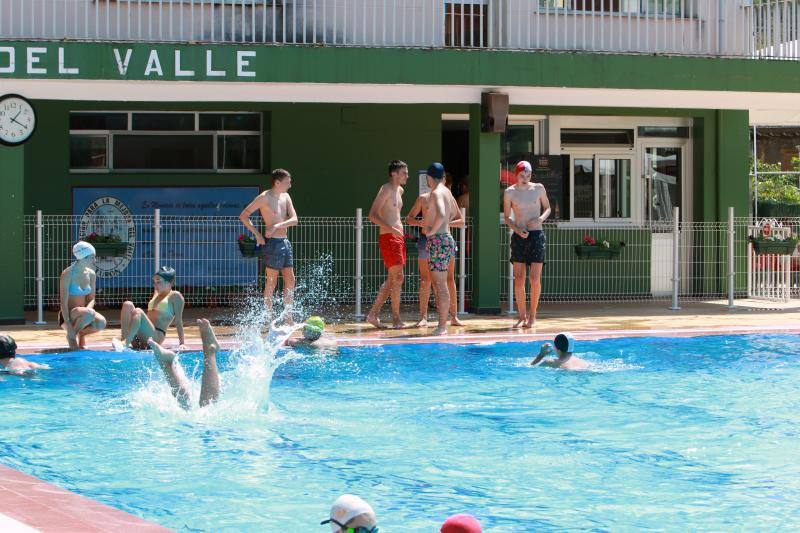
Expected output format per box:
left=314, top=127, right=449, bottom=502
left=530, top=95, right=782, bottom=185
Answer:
left=378, top=233, right=406, bottom=269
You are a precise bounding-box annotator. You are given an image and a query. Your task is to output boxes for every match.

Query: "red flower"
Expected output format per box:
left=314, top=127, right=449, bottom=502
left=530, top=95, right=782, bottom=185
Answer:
left=237, top=234, right=245, bottom=242
left=583, top=235, right=596, bottom=246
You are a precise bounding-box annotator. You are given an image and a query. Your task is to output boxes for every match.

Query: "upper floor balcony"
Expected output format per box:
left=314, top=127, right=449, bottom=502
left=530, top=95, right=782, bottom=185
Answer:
left=1, top=0, right=798, bottom=61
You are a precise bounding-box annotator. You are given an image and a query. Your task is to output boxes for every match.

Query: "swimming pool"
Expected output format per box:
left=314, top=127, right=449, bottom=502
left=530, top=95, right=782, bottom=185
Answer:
left=2, top=334, right=800, bottom=531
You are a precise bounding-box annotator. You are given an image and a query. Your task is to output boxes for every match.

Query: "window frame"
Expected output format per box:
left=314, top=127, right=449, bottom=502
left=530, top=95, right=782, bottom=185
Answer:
left=565, top=150, right=636, bottom=223
left=69, top=111, right=263, bottom=174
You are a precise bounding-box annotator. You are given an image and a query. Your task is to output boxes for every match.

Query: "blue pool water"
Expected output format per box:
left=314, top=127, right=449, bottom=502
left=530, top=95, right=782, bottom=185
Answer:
left=2, top=334, right=800, bottom=531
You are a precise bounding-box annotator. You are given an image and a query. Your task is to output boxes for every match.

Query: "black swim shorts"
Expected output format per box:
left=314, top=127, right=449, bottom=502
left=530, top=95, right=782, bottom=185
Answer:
left=262, top=237, right=294, bottom=271
left=509, top=230, right=546, bottom=264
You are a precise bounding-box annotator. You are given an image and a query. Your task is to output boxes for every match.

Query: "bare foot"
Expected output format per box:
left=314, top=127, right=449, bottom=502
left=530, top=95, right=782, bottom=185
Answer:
left=77, top=332, right=87, bottom=349
left=414, top=318, right=429, bottom=328
left=148, top=338, right=177, bottom=366
left=197, top=318, right=220, bottom=354
left=66, top=332, right=79, bottom=350
left=366, top=314, right=388, bottom=329
left=512, top=318, right=527, bottom=329
left=392, top=319, right=407, bottom=330
left=524, top=318, right=536, bottom=329
left=450, top=314, right=465, bottom=327
left=431, top=325, right=448, bottom=336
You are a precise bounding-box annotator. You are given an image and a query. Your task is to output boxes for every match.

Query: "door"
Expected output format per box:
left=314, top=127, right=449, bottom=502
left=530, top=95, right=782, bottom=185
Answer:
left=642, top=145, right=683, bottom=224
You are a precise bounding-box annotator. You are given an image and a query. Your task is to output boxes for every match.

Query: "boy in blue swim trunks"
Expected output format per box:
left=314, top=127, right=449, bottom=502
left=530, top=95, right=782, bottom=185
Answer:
left=421, top=163, right=464, bottom=336
left=503, top=160, right=551, bottom=329
left=239, top=169, right=299, bottom=323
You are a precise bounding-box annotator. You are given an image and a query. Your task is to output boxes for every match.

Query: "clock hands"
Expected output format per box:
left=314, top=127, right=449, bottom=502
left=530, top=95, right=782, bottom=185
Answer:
left=9, top=111, right=28, bottom=129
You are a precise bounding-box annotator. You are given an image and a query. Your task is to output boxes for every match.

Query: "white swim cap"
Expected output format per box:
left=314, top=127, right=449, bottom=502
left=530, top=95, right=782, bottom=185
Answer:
left=73, top=241, right=96, bottom=260
left=321, top=494, right=377, bottom=531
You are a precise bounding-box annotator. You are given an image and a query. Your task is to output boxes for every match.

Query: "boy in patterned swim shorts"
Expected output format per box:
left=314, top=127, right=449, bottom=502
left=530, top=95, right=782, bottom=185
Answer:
left=422, top=163, right=464, bottom=336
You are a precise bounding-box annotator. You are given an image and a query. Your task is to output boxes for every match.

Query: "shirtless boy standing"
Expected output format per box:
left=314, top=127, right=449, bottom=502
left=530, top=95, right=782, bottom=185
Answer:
left=366, top=160, right=409, bottom=329
left=239, top=169, right=299, bottom=322
left=422, top=163, right=464, bottom=336
left=503, top=160, right=551, bottom=328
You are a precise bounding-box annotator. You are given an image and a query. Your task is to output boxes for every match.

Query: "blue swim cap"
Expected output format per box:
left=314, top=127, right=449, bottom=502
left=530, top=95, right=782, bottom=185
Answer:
left=554, top=333, right=575, bottom=354
left=427, top=162, right=445, bottom=180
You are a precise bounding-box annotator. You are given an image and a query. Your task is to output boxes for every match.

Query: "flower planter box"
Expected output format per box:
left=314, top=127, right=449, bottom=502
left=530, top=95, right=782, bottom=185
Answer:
left=751, top=240, right=798, bottom=255
left=574, top=244, right=622, bottom=259
left=91, top=242, right=128, bottom=258
left=237, top=241, right=261, bottom=258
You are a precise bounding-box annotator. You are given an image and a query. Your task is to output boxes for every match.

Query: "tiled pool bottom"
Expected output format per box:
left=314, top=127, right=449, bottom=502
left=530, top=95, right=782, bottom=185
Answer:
left=3, top=335, right=800, bottom=531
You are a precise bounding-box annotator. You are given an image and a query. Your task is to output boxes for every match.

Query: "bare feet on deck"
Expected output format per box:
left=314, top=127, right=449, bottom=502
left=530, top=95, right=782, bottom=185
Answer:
left=431, top=326, right=448, bottom=336
left=512, top=317, right=527, bottom=329
left=414, top=318, right=429, bottom=328
left=391, top=318, right=407, bottom=330
left=366, top=314, right=389, bottom=329
left=524, top=317, right=536, bottom=329
left=450, top=314, right=465, bottom=327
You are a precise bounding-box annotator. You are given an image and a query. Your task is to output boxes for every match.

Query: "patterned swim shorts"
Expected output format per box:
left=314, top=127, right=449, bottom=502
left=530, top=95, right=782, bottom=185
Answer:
left=426, top=233, right=457, bottom=272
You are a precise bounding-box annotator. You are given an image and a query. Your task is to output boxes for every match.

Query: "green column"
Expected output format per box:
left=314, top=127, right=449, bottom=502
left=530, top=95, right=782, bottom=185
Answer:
left=468, top=105, right=501, bottom=313
left=717, top=110, right=750, bottom=221
left=0, top=144, right=25, bottom=324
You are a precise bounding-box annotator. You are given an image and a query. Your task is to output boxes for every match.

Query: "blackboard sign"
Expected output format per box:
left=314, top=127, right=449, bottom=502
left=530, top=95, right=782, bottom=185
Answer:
left=532, top=155, right=566, bottom=221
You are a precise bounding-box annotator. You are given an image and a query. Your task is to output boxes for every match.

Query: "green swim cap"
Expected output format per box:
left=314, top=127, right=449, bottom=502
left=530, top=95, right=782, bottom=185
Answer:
left=303, top=316, right=325, bottom=341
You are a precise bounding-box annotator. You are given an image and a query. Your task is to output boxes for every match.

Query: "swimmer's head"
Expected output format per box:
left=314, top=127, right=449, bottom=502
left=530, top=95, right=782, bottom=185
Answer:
left=72, top=241, right=96, bottom=261
left=0, top=335, right=17, bottom=359
left=303, top=316, right=325, bottom=341
left=154, top=266, right=176, bottom=288
left=321, top=494, right=377, bottom=533
left=554, top=333, right=575, bottom=355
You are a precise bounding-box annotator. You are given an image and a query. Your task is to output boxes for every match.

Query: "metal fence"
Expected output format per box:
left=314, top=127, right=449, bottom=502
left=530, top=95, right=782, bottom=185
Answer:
left=23, top=210, right=473, bottom=317
left=3, top=0, right=800, bottom=60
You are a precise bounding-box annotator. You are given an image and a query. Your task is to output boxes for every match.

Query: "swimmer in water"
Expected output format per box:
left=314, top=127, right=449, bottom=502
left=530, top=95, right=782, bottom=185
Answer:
left=284, top=316, right=339, bottom=352
left=115, top=266, right=186, bottom=351
left=59, top=241, right=107, bottom=349
left=0, top=335, right=50, bottom=374
left=530, top=333, right=589, bottom=370
left=148, top=318, right=220, bottom=410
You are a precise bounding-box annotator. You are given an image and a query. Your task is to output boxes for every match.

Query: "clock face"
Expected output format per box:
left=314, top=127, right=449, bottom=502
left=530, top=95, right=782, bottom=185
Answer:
left=0, top=95, right=36, bottom=146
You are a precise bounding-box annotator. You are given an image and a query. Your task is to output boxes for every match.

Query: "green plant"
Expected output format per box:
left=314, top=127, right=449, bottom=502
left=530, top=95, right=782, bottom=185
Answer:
left=85, top=232, right=122, bottom=244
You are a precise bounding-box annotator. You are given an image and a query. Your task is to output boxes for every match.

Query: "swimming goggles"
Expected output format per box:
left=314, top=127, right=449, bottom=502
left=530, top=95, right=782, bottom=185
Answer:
left=320, top=517, right=379, bottom=533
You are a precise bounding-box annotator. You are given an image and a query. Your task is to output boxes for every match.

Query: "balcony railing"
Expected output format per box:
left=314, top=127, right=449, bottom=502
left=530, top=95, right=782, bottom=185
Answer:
left=1, top=0, right=799, bottom=60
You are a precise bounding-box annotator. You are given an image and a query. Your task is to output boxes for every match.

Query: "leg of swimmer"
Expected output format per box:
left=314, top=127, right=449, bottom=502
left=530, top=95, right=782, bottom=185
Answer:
left=416, top=259, right=431, bottom=327
left=388, top=265, right=405, bottom=328
left=446, top=258, right=464, bottom=326
left=527, top=263, right=543, bottom=328
left=264, top=268, right=280, bottom=314
left=123, top=309, right=143, bottom=346
left=197, top=319, right=221, bottom=407
left=148, top=339, right=192, bottom=409
left=120, top=301, right=136, bottom=341
left=366, top=279, right=391, bottom=329
left=281, top=267, right=296, bottom=325
left=431, top=270, right=449, bottom=336
left=77, top=312, right=107, bottom=348
left=512, top=263, right=527, bottom=328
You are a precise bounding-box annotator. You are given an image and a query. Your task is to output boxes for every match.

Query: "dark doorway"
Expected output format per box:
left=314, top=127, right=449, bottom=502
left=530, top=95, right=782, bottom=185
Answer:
left=442, top=120, right=469, bottom=199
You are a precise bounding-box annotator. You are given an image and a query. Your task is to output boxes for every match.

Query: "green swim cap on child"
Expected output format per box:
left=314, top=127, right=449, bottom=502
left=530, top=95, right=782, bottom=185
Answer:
left=303, top=316, right=325, bottom=341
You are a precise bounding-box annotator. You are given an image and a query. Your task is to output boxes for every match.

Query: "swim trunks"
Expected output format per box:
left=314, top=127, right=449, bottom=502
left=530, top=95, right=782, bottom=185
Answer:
left=262, top=238, right=294, bottom=270
left=510, top=230, right=546, bottom=264
left=417, top=234, right=430, bottom=260
left=378, top=233, right=406, bottom=269
left=426, top=232, right=457, bottom=272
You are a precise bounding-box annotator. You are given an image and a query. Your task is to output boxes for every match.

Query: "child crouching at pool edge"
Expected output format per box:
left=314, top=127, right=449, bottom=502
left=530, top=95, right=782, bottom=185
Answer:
left=530, top=333, right=589, bottom=371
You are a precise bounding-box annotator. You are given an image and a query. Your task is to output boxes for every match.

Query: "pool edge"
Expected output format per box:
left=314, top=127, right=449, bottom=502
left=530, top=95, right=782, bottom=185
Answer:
left=0, top=465, right=170, bottom=532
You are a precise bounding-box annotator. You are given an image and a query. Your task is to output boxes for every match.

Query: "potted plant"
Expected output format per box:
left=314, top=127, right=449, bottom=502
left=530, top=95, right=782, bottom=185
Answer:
left=750, top=233, right=799, bottom=255
left=85, top=232, right=128, bottom=257
left=237, top=234, right=261, bottom=258
left=574, top=235, right=626, bottom=259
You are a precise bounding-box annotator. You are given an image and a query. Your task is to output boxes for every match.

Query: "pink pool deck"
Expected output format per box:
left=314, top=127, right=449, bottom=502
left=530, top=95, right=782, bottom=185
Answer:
left=3, top=300, right=800, bottom=530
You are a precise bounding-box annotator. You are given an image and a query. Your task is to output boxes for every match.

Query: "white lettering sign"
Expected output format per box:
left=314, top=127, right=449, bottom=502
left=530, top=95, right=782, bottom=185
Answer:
left=144, top=50, right=163, bottom=77
left=113, top=48, right=132, bottom=76
left=174, top=50, right=195, bottom=77
left=58, top=47, right=79, bottom=75
left=206, top=50, right=226, bottom=77
left=0, top=47, right=14, bottom=74
left=237, top=51, right=256, bottom=78
left=26, top=47, right=47, bottom=75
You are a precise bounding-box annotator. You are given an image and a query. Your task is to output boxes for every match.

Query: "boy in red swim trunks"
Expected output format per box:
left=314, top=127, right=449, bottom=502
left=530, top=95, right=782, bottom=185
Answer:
left=366, top=160, right=409, bottom=329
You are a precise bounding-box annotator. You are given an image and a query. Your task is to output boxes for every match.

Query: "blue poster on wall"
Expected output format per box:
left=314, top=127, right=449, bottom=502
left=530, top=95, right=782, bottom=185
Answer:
left=72, top=187, right=260, bottom=288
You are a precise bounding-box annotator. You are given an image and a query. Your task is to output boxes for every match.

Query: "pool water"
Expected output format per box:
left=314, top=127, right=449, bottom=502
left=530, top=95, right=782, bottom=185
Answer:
left=2, top=334, right=800, bottom=531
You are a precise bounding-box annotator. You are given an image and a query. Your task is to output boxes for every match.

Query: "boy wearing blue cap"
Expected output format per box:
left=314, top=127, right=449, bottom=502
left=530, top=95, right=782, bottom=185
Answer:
left=530, top=333, right=589, bottom=370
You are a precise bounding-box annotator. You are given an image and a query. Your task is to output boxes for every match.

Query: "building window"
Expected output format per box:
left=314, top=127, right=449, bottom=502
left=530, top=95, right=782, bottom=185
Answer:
left=569, top=154, right=633, bottom=221
left=445, top=1, right=489, bottom=47
left=69, top=111, right=262, bottom=172
left=540, top=0, right=682, bottom=16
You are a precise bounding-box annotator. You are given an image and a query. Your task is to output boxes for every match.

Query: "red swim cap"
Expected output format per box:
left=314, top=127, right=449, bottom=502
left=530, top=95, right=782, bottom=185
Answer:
left=441, top=514, right=482, bottom=533
left=515, top=161, right=532, bottom=174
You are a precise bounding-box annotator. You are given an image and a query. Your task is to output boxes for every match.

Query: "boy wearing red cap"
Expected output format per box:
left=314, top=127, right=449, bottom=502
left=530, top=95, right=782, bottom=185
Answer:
left=366, top=160, right=409, bottom=329
left=503, top=160, right=551, bottom=328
